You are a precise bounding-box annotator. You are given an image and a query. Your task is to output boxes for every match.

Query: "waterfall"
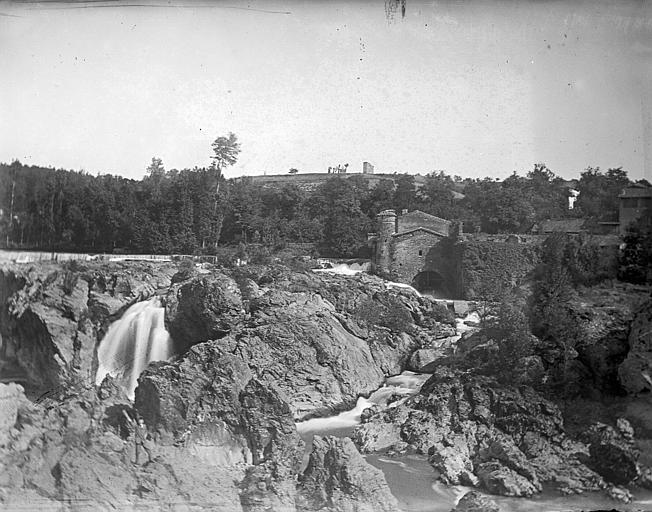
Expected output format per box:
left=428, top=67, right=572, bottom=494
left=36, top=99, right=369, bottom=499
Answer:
left=384, top=281, right=422, bottom=297
left=95, top=297, right=173, bottom=399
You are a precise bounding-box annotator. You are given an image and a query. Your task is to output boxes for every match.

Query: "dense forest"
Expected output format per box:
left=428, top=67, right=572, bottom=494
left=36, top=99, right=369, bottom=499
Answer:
left=0, top=134, right=644, bottom=258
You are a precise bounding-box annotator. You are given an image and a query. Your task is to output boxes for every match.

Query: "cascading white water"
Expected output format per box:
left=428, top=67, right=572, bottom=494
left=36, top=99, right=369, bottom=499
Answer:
left=312, top=263, right=365, bottom=276
left=95, top=297, right=173, bottom=399
left=384, top=281, right=422, bottom=296
left=296, top=371, right=431, bottom=435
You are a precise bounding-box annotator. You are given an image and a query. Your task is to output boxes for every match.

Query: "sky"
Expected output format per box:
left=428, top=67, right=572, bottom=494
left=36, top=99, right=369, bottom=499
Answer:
left=1, top=0, right=651, bottom=181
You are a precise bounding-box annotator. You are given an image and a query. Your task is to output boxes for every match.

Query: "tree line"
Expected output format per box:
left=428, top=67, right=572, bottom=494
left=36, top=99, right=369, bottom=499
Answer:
left=0, top=133, right=645, bottom=257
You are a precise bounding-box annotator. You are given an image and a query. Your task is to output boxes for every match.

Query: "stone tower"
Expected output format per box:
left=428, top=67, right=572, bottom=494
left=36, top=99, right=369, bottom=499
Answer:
left=375, top=209, right=397, bottom=273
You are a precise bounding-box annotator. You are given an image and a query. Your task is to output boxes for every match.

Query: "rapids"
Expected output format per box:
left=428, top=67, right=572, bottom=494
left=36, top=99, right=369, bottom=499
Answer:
left=95, top=297, right=174, bottom=399
left=295, top=307, right=652, bottom=511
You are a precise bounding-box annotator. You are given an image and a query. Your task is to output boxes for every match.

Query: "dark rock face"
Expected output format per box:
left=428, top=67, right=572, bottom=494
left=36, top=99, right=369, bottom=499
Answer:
left=0, top=262, right=176, bottom=396
left=353, top=366, right=605, bottom=497
left=164, top=272, right=245, bottom=351
left=584, top=421, right=640, bottom=485
left=297, top=436, right=401, bottom=512
left=575, top=304, right=633, bottom=393
left=619, top=299, right=652, bottom=394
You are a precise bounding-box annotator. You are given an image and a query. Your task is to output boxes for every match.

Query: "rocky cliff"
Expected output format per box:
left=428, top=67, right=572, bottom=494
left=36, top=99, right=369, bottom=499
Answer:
left=2, top=259, right=649, bottom=510
left=162, top=264, right=454, bottom=419
left=0, top=260, right=454, bottom=511
left=0, top=261, right=176, bottom=398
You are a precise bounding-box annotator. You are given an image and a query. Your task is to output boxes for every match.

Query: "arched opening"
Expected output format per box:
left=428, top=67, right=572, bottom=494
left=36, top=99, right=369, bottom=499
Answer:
left=412, top=271, right=448, bottom=298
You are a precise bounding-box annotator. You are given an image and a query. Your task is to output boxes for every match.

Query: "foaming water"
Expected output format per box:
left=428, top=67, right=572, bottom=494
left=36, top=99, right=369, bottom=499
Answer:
left=296, top=371, right=430, bottom=435
left=95, top=297, right=173, bottom=399
left=312, top=263, right=365, bottom=275
left=385, top=281, right=422, bottom=297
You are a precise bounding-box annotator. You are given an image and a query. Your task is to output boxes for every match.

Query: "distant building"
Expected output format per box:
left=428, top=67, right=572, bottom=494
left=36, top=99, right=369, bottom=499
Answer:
left=619, top=182, right=652, bottom=234
left=568, top=189, right=580, bottom=209
left=363, top=161, right=374, bottom=174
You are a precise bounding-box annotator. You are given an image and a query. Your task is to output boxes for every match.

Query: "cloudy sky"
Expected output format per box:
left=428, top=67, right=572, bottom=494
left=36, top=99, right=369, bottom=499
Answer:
left=1, top=0, right=651, bottom=181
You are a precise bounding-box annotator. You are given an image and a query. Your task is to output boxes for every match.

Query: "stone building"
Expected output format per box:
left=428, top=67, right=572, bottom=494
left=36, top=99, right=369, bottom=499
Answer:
left=619, top=182, right=652, bottom=234
left=368, top=209, right=452, bottom=295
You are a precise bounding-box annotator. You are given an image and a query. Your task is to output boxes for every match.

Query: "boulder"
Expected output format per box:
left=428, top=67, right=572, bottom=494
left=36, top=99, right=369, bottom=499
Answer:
left=453, top=490, right=501, bottom=512
left=297, top=436, right=401, bottom=512
left=585, top=422, right=640, bottom=485
left=619, top=299, right=652, bottom=394
left=408, top=347, right=450, bottom=372
left=0, top=383, right=27, bottom=447
left=164, top=272, right=244, bottom=349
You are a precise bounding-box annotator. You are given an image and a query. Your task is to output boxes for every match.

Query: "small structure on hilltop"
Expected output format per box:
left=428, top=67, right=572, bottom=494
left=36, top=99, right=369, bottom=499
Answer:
left=368, top=209, right=453, bottom=295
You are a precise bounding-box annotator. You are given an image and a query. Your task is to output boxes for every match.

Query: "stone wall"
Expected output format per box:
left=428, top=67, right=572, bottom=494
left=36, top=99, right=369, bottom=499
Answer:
left=457, top=240, right=542, bottom=299
left=390, top=230, right=444, bottom=283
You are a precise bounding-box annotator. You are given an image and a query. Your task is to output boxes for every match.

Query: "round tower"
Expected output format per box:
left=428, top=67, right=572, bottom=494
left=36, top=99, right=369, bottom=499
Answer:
left=375, top=209, right=396, bottom=273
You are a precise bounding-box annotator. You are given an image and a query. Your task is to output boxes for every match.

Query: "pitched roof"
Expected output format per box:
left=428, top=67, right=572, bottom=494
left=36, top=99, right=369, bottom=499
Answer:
left=619, top=183, right=652, bottom=198
left=392, top=227, right=448, bottom=239
left=400, top=210, right=451, bottom=224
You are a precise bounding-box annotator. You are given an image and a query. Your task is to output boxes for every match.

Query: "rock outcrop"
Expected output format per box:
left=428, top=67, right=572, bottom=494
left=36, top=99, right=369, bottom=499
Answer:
left=353, top=366, right=606, bottom=497
left=160, top=265, right=454, bottom=419
left=164, top=271, right=245, bottom=351
left=619, top=299, right=652, bottom=394
left=0, top=381, right=248, bottom=511
left=453, top=490, right=501, bottom=512
left=583, top=420, right=640, bottom=485
left=297, top=436, right=401, bottom=512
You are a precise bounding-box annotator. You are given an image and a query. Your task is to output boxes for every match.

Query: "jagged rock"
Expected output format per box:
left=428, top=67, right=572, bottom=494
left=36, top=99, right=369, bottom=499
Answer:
left=164, top=272, right=245, bottom=349
left=476, top=461, right=540, bottom=497
left=635, top=466, right=652, bottom=489
left=353, top=366, right=604, bottom=497
left=453, top=490, right=501, bottom=512
left=0, top=383, right=24, bottom=447
left=227, top=292, right=389, bottom=419
left=0, top=262, right=175, bottom=395
left=165, top=266, right=445, bottom=420
left=575, top=304, right=632, bottom=393
left=512, top=355, right=546, bottom=386
left=297, top=436, right=401, bottom=512
left=585, top=422, right=640, bottom=485
left=605, top=484, right=633, bottom=503
left=619, top=299, right=652, bottom=394
left=408, top=347, right=449, bottom=371
left=0, top=370, right=252, bottom=511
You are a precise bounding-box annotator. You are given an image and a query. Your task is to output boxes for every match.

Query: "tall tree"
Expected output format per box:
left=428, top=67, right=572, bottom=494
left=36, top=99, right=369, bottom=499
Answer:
left=209, top=133, right=241, bottom=247
left=575, top=166, right=630, bottom=221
